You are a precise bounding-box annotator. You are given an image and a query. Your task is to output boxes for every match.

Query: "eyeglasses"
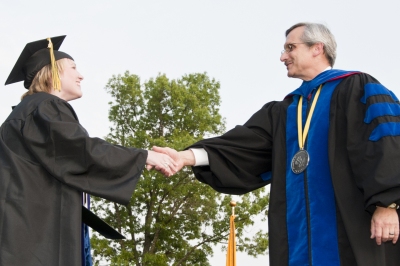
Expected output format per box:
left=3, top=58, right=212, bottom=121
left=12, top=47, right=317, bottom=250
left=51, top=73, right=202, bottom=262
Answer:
left=281, top=43, right=306, bottom=55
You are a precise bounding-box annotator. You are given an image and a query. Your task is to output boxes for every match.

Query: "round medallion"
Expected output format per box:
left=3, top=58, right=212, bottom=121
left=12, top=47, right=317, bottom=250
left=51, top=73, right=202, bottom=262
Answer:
left=291, top=149, right=310, bottom=174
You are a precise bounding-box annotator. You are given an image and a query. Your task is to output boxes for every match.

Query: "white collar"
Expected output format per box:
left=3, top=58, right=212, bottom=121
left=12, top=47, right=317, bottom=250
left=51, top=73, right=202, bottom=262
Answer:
left=322, top=66, right=332, bottom=72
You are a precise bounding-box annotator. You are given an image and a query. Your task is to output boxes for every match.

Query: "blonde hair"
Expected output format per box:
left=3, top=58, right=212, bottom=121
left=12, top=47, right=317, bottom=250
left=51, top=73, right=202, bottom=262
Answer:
left=21, top=58, right=67, bottom=100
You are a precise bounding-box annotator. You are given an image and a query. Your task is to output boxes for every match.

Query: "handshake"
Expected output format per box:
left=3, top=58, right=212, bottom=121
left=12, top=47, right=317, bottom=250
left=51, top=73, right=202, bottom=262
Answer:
left=145, top=146, right=195, bottom=176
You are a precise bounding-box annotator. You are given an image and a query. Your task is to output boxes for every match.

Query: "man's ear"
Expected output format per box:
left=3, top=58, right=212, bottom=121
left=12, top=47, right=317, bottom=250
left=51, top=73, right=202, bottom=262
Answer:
left=312, top=42, right=324, bottom=57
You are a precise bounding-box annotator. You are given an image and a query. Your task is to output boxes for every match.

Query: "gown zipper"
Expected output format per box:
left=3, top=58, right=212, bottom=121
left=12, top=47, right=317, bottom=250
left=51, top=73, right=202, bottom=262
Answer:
left=304, top=93, right=313, bottom=266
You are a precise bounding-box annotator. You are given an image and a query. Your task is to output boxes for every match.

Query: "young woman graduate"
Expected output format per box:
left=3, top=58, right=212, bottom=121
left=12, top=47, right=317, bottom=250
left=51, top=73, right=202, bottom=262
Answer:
left=0, top=36, right=176, bottom=266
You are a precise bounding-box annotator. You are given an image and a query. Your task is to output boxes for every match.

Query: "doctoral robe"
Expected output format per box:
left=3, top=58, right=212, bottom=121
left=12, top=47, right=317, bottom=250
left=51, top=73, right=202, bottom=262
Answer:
left=0, top=92, right=147, bottom=266
left=189, top=70, right=400, bottom=266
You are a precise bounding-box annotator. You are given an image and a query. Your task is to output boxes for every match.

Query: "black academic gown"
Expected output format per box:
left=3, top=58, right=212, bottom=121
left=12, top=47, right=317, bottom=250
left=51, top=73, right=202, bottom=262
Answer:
left=0, top=92, right=147, bottom=266
left=189, top=70, right=400, bottom=266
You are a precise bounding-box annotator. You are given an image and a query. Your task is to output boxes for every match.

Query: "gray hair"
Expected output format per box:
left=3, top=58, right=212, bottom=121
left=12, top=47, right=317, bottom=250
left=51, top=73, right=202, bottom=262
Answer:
left=286, top=22, right=337, bottom=66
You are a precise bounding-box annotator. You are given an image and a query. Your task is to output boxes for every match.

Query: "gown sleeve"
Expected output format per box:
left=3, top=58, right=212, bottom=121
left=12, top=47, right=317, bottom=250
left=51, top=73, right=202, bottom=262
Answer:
left=188, top=101, right=279, bottom=195
left=337, top=73, right=400, bottom=210
left=22, top=97, right=147, bottom=205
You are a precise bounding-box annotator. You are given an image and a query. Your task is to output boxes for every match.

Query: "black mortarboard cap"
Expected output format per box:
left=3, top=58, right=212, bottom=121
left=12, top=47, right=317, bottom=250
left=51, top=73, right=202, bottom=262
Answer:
left=5, top=35, right=73, bottom=89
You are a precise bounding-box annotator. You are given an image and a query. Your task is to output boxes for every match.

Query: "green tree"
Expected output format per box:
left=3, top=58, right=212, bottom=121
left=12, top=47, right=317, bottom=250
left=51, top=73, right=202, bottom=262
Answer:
left=91, top=72, right=269, bottom=266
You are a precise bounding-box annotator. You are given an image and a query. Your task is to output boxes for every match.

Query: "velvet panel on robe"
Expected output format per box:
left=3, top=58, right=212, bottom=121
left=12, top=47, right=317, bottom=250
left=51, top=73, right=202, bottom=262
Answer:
left=189, top=70, right=400, bottom=266
left=0, top=92, right=147, bottom=266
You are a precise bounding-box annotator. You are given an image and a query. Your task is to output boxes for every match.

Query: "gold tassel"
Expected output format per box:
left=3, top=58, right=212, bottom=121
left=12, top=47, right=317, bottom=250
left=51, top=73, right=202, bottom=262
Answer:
left=47, top=37, right=62, bottom=91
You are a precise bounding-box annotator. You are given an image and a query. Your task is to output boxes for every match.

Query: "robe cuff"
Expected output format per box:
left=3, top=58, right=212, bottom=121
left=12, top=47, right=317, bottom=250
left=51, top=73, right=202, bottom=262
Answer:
left=190, top=148, right=209, bottom=166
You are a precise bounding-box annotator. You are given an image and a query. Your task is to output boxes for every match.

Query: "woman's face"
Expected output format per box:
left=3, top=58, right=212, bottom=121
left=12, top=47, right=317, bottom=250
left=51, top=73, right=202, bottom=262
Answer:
left=59, top=59, right=84, bottom=101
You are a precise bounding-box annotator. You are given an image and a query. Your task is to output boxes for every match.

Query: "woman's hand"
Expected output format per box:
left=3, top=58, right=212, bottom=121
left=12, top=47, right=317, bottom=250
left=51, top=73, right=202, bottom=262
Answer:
left=150, top=146, right=195, bottom=176
left=146, top=150, right=177, bottom=176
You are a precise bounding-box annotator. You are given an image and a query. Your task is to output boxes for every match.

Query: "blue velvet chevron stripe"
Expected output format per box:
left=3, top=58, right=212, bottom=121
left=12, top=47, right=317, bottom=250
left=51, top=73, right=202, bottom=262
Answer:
left=370, top=122, right=400, bottom=141
left=389, top=91, right=399, bottom=102
left=285, top=70, right=353, bottom=266
left=364, top=103, right=400, bottom=123
left=362, top=82, right=400, bottom=141
left=361, top=83, right=399, bottom=104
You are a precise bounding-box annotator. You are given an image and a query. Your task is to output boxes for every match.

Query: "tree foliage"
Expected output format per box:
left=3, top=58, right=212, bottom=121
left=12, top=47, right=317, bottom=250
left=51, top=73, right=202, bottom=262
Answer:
left=90, top=72, right=269, bottom=265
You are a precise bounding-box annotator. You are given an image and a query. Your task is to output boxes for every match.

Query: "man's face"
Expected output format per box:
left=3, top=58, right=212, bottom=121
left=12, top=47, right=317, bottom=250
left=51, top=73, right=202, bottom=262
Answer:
left=280, top=26, right=314, bottom=80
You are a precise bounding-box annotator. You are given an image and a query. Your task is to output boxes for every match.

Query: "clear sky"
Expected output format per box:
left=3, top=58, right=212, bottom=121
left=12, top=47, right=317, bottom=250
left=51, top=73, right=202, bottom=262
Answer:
left=1, top=0, right=400, bottom=264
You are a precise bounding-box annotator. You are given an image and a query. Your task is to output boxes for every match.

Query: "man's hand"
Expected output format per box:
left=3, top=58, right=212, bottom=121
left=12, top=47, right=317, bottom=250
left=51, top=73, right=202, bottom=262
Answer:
left=370, top=206, right=399, bottom=245
left=151, top=146, right=195, bottom=176
left=145, top=150, right=177, bottom=177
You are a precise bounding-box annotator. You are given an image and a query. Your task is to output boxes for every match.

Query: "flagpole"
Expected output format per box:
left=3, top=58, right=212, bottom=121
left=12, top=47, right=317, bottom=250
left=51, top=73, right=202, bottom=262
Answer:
left=231, top=200, right=236, bottom=216
left=226, top=200, right=237, bottom=266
